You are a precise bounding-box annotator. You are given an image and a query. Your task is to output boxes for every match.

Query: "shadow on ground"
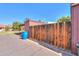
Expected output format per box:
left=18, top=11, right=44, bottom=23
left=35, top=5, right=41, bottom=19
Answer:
left=14, top=32, right=22, bottom=35
left=29, top=39, right=76, bottom=56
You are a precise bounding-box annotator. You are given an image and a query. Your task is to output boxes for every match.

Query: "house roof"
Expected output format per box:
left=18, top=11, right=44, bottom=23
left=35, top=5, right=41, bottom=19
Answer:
left=25, top=19, right=46, bottom=24
left=47, top=22, right=57, bottom=24
left=0, top=24, right=6, bottom=28
left=71, top=3, right=79, bottom=7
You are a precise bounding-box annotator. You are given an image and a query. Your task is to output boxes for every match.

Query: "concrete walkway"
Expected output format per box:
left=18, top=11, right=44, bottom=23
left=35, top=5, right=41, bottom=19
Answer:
left=0, top=34, right=60, bottom=56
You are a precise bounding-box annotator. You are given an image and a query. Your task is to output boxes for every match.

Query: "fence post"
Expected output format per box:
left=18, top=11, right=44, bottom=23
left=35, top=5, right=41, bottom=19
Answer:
left=57, top=23, right=60, bottom=47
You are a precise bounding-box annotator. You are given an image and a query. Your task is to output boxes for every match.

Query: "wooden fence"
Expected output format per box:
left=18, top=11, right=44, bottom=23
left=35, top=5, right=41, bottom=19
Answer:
left=29, top=22, right=71, bottom=50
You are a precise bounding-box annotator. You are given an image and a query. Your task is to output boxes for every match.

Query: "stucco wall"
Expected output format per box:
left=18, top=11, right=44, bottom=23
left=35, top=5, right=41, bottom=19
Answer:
left=71, top=4, right=79, bottom=54
left=24, top=20, right=45, bottom=32
left=24, top=20, right=45, bottom=38
left=24, top=21, right=29, bottom=31
left=29, top=20, right=45, bottom=26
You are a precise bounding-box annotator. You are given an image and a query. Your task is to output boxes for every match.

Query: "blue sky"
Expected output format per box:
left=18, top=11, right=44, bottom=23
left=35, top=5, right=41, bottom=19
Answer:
left=0, top=3, right=70, bottom=25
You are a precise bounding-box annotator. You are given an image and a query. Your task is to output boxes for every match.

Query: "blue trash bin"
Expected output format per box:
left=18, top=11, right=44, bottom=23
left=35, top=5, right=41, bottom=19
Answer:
left=21, top=31, right=28, bottom=40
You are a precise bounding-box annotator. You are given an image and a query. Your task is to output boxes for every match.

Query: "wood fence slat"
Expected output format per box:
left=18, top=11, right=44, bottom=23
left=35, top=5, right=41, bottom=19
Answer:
left=29, top=22, right=71, bottom=50
left=56, top=23, right=58, bottom=47
left=54, top=23, right=56, bottom=46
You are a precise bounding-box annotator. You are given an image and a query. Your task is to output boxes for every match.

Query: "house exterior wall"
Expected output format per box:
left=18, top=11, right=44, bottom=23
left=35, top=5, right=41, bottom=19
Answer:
left=24, top=20, right=45, bottom=38
left=20, top=26, right=24, bottom=31
left=24, top=20, right=29, bottom=32
left=0, top=24, right=6, bottom=32
left=71, top=4, right=79, bottom=54
left=24, top=20, right=45, bottom=32
left=29, top=20, right=45, bottom=26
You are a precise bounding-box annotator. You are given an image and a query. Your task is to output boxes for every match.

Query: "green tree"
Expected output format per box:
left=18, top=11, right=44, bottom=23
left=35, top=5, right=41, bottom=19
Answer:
left=5, top=26, right=10, bottom=31
left=12, top=22, right=21, bottom=31
left=57, top=16, right=71, bottom=23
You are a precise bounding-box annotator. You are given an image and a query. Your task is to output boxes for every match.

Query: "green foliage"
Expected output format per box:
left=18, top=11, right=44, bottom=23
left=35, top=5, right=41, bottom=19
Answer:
left=57, top=16, right=71, bottom=23
left=12, top=22, right=21, bottom=31
left=5, top=26, right=10, bottom=31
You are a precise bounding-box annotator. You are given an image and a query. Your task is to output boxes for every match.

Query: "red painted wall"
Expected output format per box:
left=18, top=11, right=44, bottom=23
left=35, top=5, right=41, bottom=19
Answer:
left=24, top=20, right=29, bottom=31
left=24, top=20, right=45, bottom=32
left=24, top=20, right=45, bottom=38
left=71, top=4, right=79, bottom=54
left=29, top=20, right=45, bottom=26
